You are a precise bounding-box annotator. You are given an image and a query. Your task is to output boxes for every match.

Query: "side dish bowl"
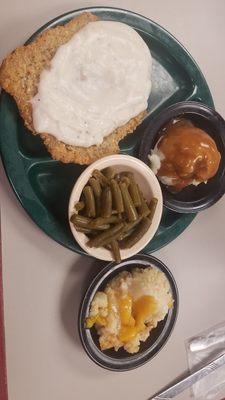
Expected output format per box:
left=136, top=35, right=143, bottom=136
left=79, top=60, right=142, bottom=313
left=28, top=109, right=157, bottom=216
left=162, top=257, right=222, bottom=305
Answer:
left=68, top=155, right=163, bottom=261
left=139, top=101, right=225, bottom=213
left=78, top=254, right=178, bottom=371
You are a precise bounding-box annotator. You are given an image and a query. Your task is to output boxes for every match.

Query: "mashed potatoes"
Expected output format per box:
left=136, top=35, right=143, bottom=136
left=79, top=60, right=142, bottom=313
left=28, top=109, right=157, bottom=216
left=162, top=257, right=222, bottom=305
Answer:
left=86, top=267, right=173, bottom=354
left=148, top=119, right=221, bottom=192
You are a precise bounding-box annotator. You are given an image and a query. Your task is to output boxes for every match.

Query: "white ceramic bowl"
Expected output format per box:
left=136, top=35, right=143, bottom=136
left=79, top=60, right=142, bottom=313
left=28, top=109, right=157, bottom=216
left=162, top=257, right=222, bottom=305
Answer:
left=68, top=155, right=163, bottom=261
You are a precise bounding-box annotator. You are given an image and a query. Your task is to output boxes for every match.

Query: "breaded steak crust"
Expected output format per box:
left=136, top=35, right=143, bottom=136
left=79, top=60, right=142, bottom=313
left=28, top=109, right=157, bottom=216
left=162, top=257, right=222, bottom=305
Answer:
left=0, top=12, right=146, bottom=164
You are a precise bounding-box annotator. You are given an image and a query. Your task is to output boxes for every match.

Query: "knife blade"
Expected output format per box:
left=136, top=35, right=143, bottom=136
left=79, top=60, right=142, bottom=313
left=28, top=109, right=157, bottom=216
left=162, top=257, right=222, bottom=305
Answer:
left=149, top=352, right=225, bottom=399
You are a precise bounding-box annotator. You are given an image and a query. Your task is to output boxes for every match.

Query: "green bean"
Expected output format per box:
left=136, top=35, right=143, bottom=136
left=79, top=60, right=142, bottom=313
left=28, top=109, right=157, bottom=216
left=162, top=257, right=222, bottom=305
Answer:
left=137, top=187, right=151, bottom=217
left=123, top=218, right=142, bottom=232
left=110, top=240, right=121, bottom=263
left=92, top=170, right=109, bottom=186
left=128, top=179, right=141, bottom=207
left=92, top=224, right=111, bottom=231
left=89, top=177, right=102, bottom=198
left=119, top=217, right=151, bottom=249
left=99, top=229, right=125, bottom=247
left=87, top=223, right=124, bottom=248
left=117, top=229, right=135, bottom=241
left=89, top=177, right=102, bottom=216
left=121, top=176, right=131, bottom=186
left=100, top=187, right=112, bottom=218
left=71, top=214, right=109, bottom=232
left=87, top=225, right=114, bottom=238
left=90, top=216, right=121, bottom=228
left=116, top=218, right=142, bottom=240
left=75, top=227, right=92, bottom=234
left=74, top=201, right=85, bottom=212
left=120, top=172, right=142, bottom=206
left=102, top=167, right=116, bottom=180
left=148, top=197, right=158, bottom=223
left=70, top=214, right=91, bottom=227
left=110, top=179, right=124, bottom=213
left=83, top=186, right=96, bottom=217
left=117, top=231, right=130, bottom=241
left=119, top=182, right=138, bottom=222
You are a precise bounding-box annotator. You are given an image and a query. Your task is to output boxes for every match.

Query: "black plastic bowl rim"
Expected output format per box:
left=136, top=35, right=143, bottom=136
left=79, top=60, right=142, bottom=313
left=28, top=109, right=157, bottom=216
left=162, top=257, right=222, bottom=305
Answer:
left=138, top=101, right=225, bottom=213
left=78, top=254, right=178, bottom=371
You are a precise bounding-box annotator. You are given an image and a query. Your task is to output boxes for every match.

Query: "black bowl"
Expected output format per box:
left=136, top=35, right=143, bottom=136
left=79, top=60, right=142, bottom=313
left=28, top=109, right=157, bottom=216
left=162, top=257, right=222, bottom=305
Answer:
left=139, top=101, right=225, bottom=213
left=78, top=254, right=178, bottom=371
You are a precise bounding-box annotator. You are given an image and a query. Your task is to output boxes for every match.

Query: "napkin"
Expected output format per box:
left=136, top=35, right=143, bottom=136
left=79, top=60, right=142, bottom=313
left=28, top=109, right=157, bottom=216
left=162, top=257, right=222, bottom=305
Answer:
left=186, top=322, right=225, bottom=400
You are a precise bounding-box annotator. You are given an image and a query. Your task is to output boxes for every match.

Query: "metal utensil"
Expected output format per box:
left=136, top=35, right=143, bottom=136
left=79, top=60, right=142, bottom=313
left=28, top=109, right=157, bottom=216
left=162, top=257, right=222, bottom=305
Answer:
left=190, top=333, right=225, bottom=352
left=149, top=352, right=225, bottom=399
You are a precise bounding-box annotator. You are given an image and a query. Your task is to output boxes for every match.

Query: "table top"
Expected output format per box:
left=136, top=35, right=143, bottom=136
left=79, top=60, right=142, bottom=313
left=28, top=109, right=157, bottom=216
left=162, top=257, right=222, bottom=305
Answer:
left=1, top=1, right=225, bottom=399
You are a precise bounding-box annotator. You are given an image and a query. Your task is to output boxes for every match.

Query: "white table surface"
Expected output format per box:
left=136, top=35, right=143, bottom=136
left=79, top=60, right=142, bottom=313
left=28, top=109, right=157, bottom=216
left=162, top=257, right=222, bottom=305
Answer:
left=1, top=1, right=225, bottom=399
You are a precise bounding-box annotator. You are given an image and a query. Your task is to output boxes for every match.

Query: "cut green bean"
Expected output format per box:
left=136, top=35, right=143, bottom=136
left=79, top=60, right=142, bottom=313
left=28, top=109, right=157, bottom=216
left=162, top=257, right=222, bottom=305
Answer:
left=70, top=214, right=109, bottom=231
left=100, top=187, right=112, bottom=218
left=128, top=178, right=141, bottom=207
left=70, top=214, right=91, bottom=227
left=110, top=240, right=121, bottom=263
left=148, top=197, right=158, bottom=223
left=121, top=176, right=131, bottom=186
left=89, top=177, right=101, bottom=216
left=110, top=179, right=124, bottom=213
left=92, top=170, right=109, bottom=186
left=87, top=223, right=124, bottom=248
left=119, top=182, right=138, bottom=222
left=117, top=218, right=142, bottom=241
left=89, top=177, right=102, bottom=198
left=91, top=224, right=110, bottom=231
left=75, top=227, right=91, bottom=234
left=74, top=201, right=85, bottom=212
left=137, top=187, right=151, bottom=217
left=98, top=228, right=125, bottom=247
left=90, top=216, right=121, bottom=228
left=120, top=217, right=151, bottom=249
left=123, top=218, right=142, bottom=232
left=83, top=186, right=96, bottom=217
left=117, top=228, right=135, bottom=241
left=102, top=167, right=116, bottom=180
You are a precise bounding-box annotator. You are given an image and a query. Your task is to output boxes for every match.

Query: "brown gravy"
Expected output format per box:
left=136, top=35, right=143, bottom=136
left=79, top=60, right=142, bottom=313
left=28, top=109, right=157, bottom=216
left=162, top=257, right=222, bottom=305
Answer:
left=157, top=119, right=221, bottom=191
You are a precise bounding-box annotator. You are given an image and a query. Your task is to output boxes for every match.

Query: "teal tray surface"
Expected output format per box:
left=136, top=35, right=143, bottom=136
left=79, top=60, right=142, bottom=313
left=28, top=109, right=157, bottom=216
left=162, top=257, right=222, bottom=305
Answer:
left=0, top=7, right=214, bottom=255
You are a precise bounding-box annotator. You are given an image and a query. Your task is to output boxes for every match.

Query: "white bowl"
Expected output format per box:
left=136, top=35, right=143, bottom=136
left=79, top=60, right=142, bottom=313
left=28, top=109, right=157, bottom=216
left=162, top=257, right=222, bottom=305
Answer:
left=68, top=155, right=163, bottom=261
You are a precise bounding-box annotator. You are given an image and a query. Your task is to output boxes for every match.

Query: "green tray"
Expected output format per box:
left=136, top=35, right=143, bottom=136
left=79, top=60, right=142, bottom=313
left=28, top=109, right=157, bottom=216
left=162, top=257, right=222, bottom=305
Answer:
left=0, top=7, right=214, bottom=255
